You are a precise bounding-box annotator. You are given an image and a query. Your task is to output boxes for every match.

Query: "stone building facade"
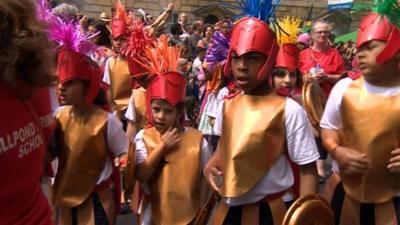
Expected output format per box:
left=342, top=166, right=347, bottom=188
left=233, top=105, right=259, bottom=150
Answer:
left=57, top=0, right=371, bottom=35
left=58, top=0, right=327, bottom=22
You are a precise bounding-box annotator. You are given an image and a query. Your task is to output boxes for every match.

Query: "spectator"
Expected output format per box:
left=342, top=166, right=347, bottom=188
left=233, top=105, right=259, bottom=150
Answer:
left=87, top=19, right=115, bottom=68
left=0, top=0, right=56, bottom=224
left=51, top=3, right=78, bottom=22
left=298, top=20, right=346, bottom=180
left=188, top=21, right=204, bottom=60
left=299, top=20, right=345, bottom=97
left=197, top=24, right=214, bottom=50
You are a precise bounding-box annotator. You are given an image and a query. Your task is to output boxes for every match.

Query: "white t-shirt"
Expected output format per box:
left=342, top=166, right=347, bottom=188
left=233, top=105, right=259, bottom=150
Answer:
left=320, top=77, right=400, bottom=172
left=206, top=87, right=229, bottom=119
left=125, top=88, right=144, bottom=122
left=54, top=107, right=128, bottom=184
left=192, top=57, right=203, bottom=79
left=214, top=96, right=320, bottom=206
left=321, top=77, right=400, bottom=130
left=97, top=113, right=128, bottom=184
left=102, top=57, right=113, bottom=85
left=198, top=87, right=229, bottom=135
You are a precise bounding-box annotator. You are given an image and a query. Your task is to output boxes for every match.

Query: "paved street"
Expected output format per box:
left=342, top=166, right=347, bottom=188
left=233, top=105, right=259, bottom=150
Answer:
left=117, top=213, right=137, bottom=225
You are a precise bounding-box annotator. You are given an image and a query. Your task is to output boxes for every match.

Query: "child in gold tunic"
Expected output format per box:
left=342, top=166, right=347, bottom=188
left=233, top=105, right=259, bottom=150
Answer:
left=50, top=18, right=128, bottom=225
left=132, top=35, right=211, bottom=225
left=203, top=1, right=319, bottom=224
left=320, top=0, right=400, bottom=224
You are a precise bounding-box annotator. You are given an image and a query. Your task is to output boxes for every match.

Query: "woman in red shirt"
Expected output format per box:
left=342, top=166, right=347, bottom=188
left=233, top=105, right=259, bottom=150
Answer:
left=0, top=0, right=55, bottom=224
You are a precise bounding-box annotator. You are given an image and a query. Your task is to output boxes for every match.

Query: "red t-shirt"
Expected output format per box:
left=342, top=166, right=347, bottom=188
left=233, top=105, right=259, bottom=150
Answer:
left=299, top=47, right=346, bottom=97
left=0, top=83, right=54, bottom=225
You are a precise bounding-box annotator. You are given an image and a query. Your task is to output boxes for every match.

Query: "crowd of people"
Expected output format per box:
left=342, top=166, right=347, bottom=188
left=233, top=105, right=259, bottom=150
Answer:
left=1, top=0, right=400, bottom=225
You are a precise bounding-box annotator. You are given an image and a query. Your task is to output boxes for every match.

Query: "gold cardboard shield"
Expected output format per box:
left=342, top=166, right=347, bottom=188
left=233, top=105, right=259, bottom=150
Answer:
left=282, top=194, right=334, bottom=225
left=123, top=142, right=136, bottom=197
left=302, top=81, right=327, bottom=133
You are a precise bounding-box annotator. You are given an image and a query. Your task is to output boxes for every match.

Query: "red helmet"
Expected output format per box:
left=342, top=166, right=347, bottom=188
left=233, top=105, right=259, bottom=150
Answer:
left=224, top=17, right=279, bottom=80
left=57, top=49, right=101, bottom=103
left=356, top=13, right=400, bottom=64
left=275, top=44, right=300, bottom=72
left=111, top=0, right=130, bottom=39
left=147, top=72, right=186, bottom=107
left=111, top=19, right=128, bottom=39
left=146, top=72, right=186, bottom=123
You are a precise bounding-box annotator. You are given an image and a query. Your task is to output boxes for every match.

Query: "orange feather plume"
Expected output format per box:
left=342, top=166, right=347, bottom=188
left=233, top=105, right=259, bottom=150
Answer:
left=133, top=34, right=182, bottom=76
left=113, top=0, right=133, bottom=25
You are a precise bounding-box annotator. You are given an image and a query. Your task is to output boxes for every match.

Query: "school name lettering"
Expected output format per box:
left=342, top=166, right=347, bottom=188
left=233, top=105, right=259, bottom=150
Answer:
left=0, top=122, right=43, bottom=158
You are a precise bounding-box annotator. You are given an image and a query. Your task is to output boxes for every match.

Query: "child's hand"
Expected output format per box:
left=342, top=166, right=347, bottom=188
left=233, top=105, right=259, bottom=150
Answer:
left=203, top=164, right=222, bottom=193
left=388, top=148, right=400, bottom=173
left=333, top=146, right=371, bottom=175
left=161, top=127, right=181, bottom=151
left=119, top=154, right=128, bottom=168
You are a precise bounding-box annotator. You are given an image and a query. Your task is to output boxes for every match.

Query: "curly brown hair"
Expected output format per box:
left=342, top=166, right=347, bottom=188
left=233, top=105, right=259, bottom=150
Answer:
left=0, top=0, right=55, bottom=91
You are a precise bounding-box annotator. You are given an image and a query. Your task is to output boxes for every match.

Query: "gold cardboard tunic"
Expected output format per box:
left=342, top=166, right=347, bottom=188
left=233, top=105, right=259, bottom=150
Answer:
left=143, top=127, right=203, bottom=225
left=219, top=94, right=286, bottom=197
left=109, top=57, right=132, bottom=112
left=53, top=106, right=108, bottom=207
left=131, top=87, right=148, bottom=128
left=340, top=78, right=400, bottom=203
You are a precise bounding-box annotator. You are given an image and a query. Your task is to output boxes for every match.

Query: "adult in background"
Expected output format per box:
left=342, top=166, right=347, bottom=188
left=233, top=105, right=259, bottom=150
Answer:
left=51, top=2, right=78, bottom=22
left=299, top=20, right=346, bottom=181
left=197, top=24, right=214, bottom=50
left=299, top=20, right=346, bottom=97
left=189, top=21, right=204, bottom=60
left=178, top=12, right=190, bottom=35
left=0, top=0, right=56, bottom=224
left=87, top=19, right=115, bottom=68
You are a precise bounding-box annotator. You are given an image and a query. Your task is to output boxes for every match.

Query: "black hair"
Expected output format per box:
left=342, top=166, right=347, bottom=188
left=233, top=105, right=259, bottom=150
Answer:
left=170, top=23, right=183, bottom=36
left=271, top=67, right=302, bottom=88
left=88, top=20, right=112, bottom=48
left=92, top=87, right=107, bottom=106
left=202, top=24, right=213, bottom=37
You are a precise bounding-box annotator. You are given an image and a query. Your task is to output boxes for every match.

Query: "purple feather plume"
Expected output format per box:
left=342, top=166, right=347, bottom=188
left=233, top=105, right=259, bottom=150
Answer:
left=35, top=0, right=54, bottom=22
left=49, top=17, right=98, bottom=56
left=204, top=32, right=230, bottom=69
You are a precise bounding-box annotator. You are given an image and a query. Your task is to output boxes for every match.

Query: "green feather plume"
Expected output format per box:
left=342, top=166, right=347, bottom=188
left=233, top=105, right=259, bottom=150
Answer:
left=353, top=0, right=400, bottom=27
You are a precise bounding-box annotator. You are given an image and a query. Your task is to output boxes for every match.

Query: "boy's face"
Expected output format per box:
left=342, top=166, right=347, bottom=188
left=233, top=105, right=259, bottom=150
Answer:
left=357, top=40, right=388, bottom=78
left=112, top=35, right=128, bottom=53
left=273, top=68, right=297, bottom=91
left=151, top=99, right=180, bottom=134
left=230, top=51, right=267, bottom=93
left=59, top=79, right=88, bottom=106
